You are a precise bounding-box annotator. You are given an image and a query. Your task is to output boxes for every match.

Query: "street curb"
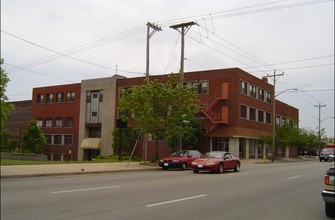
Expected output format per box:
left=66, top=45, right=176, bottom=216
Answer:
left=1, top=167, right=161, bottom=179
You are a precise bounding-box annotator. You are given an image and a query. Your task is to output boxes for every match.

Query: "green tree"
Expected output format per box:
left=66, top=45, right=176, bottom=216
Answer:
left=112, top=126, right=140, bottom=156
left=0, top=129, right=13, bottom=152
left=20, top=120, right=46, bottom=153
left=119, top=73, right=202, bottom=160
left=166, top=118, right=205, bottom=151
left=0, top=58, right=14, bottom=129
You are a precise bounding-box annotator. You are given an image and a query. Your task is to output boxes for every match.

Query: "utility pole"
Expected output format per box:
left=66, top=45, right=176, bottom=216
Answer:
left=170, top=21, right=196, bottom=151
left=145, top=22, right=161, bottom=82
left=144, top=22, right=161, bottom=161
left=314, top=102, right=326, bottom=154
left=267, top=70, right=284, bottom=161
left=170, top=21, right=197, bottom=77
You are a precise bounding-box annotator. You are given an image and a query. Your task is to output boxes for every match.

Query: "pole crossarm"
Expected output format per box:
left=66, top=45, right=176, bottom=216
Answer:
left=145, top=22, right=162, bottom=82
left=147, top=22, right=162, bottom=38
left=169, top=21, right=197, bottom=32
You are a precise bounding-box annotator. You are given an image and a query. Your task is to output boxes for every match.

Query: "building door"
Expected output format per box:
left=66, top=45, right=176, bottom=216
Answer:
left=239, top=138, right=245, bottom=159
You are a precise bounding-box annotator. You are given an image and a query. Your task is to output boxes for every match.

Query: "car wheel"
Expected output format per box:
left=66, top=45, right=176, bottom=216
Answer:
left=181, top=162, right=187, bottom=171
left=218, top=163, right=224, bottom=174
left=162, top=167, right=168, bottom=170
left=325, top=202, right=335, bottom=217
left=193, top=170, right=199, bottom=173
left=234, top=162, right=240, bottom=172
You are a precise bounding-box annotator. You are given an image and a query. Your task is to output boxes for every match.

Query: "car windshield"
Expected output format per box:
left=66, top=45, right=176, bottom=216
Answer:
left=171, top=151, right=188, bottom=157
left=322, top=148, right=335, bottom=153
left=204, top=152, right=223, bottom=159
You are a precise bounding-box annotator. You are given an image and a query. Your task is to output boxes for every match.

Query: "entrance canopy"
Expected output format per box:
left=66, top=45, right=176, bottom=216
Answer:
left=80, top=138, right=101, bottom=149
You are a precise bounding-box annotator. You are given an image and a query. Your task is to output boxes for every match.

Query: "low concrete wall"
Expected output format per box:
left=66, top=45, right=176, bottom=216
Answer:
left=1, top=153, right=48, bottom=161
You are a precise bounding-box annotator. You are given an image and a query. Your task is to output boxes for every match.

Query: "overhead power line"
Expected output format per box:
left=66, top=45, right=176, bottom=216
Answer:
left=1, top=27, right=146, bottom=74
left=155, top=0, right=333, bottom=26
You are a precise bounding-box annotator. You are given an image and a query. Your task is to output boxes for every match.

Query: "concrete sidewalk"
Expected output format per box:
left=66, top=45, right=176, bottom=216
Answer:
left=0, top=162, right=161, bottom=179
left=0, top=157, right=318, bottom=179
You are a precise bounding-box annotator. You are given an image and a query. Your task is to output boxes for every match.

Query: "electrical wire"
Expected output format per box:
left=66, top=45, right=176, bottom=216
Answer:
left=1, top=27, right=146, bottom=74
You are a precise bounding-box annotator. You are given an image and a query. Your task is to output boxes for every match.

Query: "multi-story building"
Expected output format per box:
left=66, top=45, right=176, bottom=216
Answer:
left=78, top=75, right=125, bottom=161
left=4, top=100, right=32, bottom=151
left=27, top=68, right=298, bottom=161
left=32, top=83, right=81, bottom=161
left=116, top=68, right=299, bottom=159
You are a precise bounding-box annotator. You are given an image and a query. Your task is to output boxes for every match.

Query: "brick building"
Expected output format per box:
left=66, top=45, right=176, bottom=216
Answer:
left=116, top=68, right=299, bottom=159
left=4, top=100, right=32, bottom=151
left=27, top=67, right=298, bottom=161
left=32, top=83, right=81, bottom=161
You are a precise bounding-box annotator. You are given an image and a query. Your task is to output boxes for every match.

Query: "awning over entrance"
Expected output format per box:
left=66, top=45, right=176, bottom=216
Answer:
left=80, top=138, right=101, bottom=149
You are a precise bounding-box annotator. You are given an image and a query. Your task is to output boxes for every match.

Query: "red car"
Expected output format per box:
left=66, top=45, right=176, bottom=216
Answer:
left=191, top=151, right=241, bottom=173
left=159, top=150, right=203, bottom=170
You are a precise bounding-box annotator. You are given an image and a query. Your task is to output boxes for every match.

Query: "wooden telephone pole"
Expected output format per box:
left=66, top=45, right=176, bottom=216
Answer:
left=145, top=22, right=161, bottom=82
left=170, top=21, right=197, bottom=77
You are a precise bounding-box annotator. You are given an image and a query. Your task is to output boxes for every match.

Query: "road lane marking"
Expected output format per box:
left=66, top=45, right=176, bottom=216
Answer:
left=146, top=194, right=208, bottom=207
left=52, top=185, right=120, bottom=194
left=288, top=175, right=304, bottom=180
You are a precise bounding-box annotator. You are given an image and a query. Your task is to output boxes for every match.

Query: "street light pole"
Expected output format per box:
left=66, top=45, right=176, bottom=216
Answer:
left=267, top=70, right=284, bottom=162
left=317, top=116, right=335, bottom=153
left=314, top=102, right=327, bottom=153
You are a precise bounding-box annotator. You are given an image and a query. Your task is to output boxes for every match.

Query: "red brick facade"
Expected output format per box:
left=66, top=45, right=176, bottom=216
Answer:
left=5, top=100, right=32, bottom=150
left=31, top=83, right=81, bottom=161
left=6, top=67, right=298, bottom=161
left=116, top=68, right=299, bottom=159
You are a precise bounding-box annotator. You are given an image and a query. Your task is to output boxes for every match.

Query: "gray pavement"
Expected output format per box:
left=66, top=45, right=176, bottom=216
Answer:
left=0, top=157, right=318, bottom=179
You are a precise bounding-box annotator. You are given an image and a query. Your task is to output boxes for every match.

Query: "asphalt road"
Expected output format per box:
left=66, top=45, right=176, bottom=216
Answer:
left=1, top=161, right=333, bottom=220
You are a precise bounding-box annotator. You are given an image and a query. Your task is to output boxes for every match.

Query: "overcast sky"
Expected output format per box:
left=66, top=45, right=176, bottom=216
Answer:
left=1, top=0, right=334, bottom=138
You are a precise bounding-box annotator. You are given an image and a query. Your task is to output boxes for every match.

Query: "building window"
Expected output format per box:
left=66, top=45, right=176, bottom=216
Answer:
left=266, top=112, right=271, bottom=124
left=184, top=81, right=208, bottom=94
left=241, top=81, right=248, bottom=95
left=99, top=93, right=103, bottom=102
left=64, top=135, right=73, bottom=145
left=37, top=94, right=44, bottom=103
left=92, top=112, right=97, bottom=117
left=36, top=119, right=43, bottom=127
left=45, top=135, right=52, bottom=145
left=89, top=127, right=101, bottom=138
left=276, top=116, right=281, bottom=125
left=258, top=89, right=264, bottom=101
left=249, top=108, right=256, bottom=121
left=55, top=118, right=62, bottom=127
left=282, top=117, right=286, bottom=126
left=240, top=105, right=247, bottom=119
left=266, top=91, right=272, bottom=104
left=45, top=118, right=52, bottom=127
left=65, top=117, right=73, bottom=127
left=46, top=94, right=54, bottom=103
left=54, top=135, right=62, bottom=145
left=258, top=110, right=264, bottom=123
left=250, top=85, right=256, bottom=98
left=56, top=93, right=63, bottom=102
left=200, top=81, right=208, bottom=94
left=66, top=92, right=75, bottom=102
left=213, top=137, right=229, bottom=151
left=86, top=91, right=91, bottom=103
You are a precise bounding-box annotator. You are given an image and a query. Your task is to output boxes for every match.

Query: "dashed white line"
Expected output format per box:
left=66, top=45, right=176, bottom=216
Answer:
left=288, top=175, right=304, bottom=180
left=52, top=185, right=120, bottom=194
left=146, top=194, right=208, bottom=207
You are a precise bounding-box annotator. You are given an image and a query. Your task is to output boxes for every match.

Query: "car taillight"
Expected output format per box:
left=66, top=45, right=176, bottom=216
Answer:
left=324, top=175, right=335, bottom=185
